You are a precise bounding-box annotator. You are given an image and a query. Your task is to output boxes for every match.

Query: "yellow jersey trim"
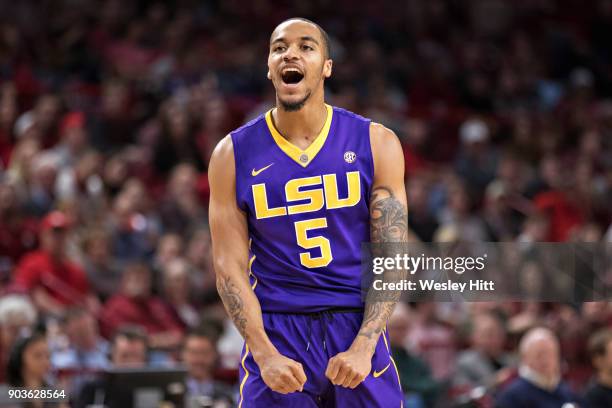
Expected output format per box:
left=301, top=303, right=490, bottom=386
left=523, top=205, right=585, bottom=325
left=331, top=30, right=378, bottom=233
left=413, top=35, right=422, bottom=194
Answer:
left=382, top=327, right=403, bottom=398
left=238, top=344, right=250, bottom=408
left=390, top=356, right=402, bottom=395
left=248, top=255, right=258, bottom=290
left=265, top=104, right=333, bottom=167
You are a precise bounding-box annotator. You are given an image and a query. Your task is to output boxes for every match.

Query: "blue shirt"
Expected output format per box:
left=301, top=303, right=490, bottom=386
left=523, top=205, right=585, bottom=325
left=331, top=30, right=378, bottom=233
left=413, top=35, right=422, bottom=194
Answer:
left=496, top=377, right=583, bottom=408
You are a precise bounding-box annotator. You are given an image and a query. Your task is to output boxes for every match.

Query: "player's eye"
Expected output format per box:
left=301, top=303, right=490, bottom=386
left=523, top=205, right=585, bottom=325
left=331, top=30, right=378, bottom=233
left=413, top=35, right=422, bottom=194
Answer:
left=273, top=46, right=286, bottom=52
left=302, top=45, right=313, bottom=51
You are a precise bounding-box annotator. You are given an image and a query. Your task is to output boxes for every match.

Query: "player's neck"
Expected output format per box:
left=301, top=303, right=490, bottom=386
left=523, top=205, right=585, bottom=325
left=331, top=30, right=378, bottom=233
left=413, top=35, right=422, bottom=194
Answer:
left=272, top=99, right=328, bottom=147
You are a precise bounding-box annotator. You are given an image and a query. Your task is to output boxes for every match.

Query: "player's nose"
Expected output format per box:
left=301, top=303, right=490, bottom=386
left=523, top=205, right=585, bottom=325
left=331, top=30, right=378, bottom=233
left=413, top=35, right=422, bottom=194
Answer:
left=282, top=44, right=299, bottom=61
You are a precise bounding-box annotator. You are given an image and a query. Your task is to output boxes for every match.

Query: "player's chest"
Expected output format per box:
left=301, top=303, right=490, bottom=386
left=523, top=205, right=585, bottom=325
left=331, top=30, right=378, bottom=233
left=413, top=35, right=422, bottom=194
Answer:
left=246, top=166, right=364, bottom=220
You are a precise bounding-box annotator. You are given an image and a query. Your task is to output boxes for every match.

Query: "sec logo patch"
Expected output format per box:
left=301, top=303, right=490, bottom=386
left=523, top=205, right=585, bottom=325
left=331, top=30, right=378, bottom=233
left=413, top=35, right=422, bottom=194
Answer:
left=344, top=151, right=356, bottom=163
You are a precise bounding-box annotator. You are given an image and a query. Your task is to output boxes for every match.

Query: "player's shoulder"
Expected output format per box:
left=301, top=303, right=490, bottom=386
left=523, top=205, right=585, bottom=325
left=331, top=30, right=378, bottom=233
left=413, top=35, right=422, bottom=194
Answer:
left=368, top=121, right=403, bottom=176
left=331, top=105, right=370, bottom=124
left=330, top=105, right=396, bottom=140
left=369, top=121, right=401, bottom=151
left=210, top=134, right=234, bottom=163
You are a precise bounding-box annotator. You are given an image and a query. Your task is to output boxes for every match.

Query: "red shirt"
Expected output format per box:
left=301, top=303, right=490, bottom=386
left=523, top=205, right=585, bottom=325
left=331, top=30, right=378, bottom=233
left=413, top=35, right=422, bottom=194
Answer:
left=534, top=190, right=584, bottom=241
left=100, top=294, right=184, bottom=339
left=13, top=250, right=91, bottom=305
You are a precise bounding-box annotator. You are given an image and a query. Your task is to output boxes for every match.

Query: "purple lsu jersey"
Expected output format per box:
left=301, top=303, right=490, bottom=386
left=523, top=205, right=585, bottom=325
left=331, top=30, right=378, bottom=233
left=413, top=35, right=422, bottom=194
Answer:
left=231, top=104, right=373, bottom=313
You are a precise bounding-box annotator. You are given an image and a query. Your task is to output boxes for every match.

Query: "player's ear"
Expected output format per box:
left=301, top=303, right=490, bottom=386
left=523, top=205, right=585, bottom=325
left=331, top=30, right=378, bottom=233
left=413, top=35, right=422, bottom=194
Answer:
left=267, top=70, right=271, bottom=80
left=323, top=59, right=333, bottom=79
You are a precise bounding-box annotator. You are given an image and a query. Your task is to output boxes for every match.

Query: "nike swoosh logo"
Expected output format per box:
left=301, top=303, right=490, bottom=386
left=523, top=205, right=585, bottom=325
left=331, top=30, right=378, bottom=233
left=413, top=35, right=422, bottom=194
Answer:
left=251, top=163, right=274, bottom=176
left=373, top=363, right=390, bottom=378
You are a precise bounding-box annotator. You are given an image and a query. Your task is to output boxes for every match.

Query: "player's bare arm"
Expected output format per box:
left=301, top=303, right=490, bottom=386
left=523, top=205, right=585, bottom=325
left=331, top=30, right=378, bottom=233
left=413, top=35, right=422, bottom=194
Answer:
left=325, top=122, right=407, bottom=389
left=208, top=135, right=307, bottom=394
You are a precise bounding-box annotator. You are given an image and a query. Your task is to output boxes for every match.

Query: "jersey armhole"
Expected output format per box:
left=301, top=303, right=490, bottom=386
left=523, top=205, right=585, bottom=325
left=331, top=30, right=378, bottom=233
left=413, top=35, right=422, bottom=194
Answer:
left=365, top=120, right=376, bottom=196
left=229, top=133, right=246, bottom=212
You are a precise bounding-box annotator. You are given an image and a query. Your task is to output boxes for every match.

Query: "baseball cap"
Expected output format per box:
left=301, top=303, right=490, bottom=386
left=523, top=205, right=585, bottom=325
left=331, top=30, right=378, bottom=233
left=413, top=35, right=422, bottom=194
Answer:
left=59, top=111, right=85, bottom=136
left=40, top=211, right=71, bottom=231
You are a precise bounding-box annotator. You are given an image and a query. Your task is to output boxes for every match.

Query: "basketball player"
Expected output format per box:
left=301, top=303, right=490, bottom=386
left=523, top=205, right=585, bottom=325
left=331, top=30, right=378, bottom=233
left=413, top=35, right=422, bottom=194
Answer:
left=208, top=18, right=407, bottom=407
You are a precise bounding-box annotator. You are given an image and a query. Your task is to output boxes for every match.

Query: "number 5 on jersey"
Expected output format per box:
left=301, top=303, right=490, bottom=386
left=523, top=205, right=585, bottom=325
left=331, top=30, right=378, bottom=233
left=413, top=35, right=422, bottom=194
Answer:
left=294, top=218, right=333, bottom=268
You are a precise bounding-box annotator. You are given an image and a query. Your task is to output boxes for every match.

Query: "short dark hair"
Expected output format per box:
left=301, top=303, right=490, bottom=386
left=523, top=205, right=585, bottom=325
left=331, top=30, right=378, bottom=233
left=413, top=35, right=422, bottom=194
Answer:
left=62, top=307, right=90, bottom=325
left=112, top=325, right=148, bottom=348
left=471, top=311, right=506, bottom=335
left=273, top=17, right=331, bottom=59
left=183, top=324, right=220, bottom=349
left=589, top=328, right=612, bottom=361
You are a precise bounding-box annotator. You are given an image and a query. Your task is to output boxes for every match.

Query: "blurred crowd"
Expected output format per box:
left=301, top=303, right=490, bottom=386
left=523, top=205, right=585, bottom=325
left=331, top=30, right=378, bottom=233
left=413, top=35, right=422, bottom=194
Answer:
left=0, top=0, right=612, bottom=406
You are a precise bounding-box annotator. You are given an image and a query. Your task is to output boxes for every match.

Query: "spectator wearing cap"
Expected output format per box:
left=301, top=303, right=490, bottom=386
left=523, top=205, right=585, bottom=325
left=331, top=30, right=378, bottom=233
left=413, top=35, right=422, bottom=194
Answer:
left=454, top=118, right=498, bottom=197
left=585, top=328, right=612, bottom=407
left=51, top=112, right=89, bottom=170
left=0, top=295, right=37, bottom=383
left=12, top=211, right=100, bottom=316
left=496, top=327, right=583, bottom=408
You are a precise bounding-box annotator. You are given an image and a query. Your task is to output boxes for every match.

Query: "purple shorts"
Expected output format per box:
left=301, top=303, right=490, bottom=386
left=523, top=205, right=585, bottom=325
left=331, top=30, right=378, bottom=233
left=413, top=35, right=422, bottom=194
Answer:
left=237, top=311, right=404, bottom=407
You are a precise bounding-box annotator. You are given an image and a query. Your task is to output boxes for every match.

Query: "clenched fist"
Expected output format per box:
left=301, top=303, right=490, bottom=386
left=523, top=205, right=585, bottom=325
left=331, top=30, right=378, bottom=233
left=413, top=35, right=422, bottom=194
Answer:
left=257, top=352, right=308, bottom=394
left=325, top=348, right=372, bottom=389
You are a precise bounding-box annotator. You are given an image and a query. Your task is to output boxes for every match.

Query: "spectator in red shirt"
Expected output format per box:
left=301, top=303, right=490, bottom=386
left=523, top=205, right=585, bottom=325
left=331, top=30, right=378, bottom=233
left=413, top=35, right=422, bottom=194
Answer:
left=100, top=262, right=184, bottom=350
left=13, top=211, right=100, bottom=316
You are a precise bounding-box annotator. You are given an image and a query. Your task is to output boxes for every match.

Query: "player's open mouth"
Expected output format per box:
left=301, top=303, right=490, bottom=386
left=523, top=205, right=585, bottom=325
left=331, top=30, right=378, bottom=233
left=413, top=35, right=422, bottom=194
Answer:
left=281, top=68, right=304, bottom=85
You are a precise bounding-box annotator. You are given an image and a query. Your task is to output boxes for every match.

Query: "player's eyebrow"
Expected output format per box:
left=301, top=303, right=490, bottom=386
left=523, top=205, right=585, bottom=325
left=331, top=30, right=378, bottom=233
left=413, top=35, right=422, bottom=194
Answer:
left=270, top=36, right=320, bottom=46
left=299, top=36, right=319, bottom=45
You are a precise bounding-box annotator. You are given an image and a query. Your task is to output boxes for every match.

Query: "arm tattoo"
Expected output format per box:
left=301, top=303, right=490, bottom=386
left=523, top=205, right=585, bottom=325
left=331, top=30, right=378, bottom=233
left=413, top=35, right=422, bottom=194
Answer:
left=357, top=186, right=408, bottom=344
left=370, top=186, right=408, bottom=243
left=217, top=276, right=248, bottom=340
